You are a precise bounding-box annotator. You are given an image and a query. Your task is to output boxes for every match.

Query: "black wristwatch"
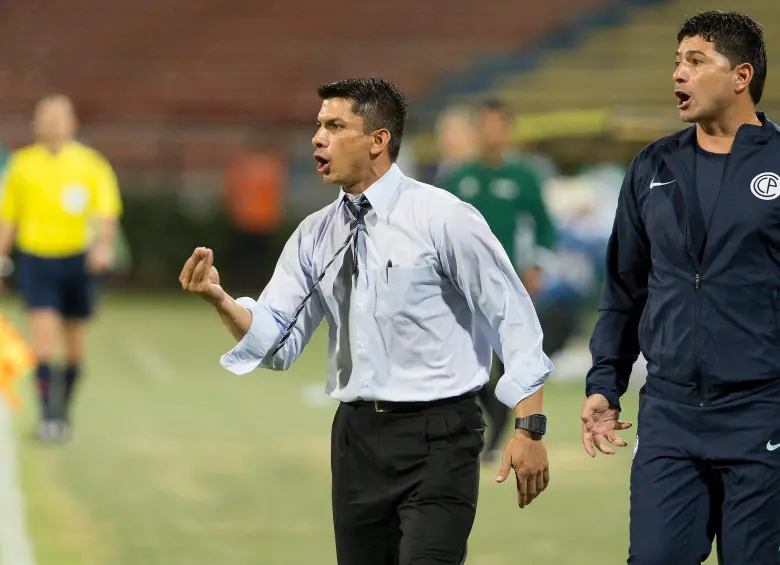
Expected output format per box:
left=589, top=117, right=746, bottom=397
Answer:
left=515, top=414, right=547, bottom=438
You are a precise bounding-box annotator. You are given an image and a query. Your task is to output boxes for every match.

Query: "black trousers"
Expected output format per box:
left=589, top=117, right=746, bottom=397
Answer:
left=628, top=388, right=780, bottom=564
left=331, top=393, right=485, bottom=565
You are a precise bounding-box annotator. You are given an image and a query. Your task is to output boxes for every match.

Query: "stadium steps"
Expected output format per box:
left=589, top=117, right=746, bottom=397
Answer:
left=493, top=0, right=780, bottom=113
left=410, top=0, right=780, bottom=163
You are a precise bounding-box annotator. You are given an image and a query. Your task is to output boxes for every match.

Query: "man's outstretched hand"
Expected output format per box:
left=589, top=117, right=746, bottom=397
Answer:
left=581, top=393, right=633, bottom=457
left=179, top=247, right=226, bottom=305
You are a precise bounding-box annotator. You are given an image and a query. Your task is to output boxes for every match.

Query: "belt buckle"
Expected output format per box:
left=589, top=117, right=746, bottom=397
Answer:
left=373, top=400, right=389, bottom=413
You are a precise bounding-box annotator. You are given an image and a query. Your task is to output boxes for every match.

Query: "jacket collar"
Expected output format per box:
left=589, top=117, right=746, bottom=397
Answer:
left=667, top=111, right=778, bottom=150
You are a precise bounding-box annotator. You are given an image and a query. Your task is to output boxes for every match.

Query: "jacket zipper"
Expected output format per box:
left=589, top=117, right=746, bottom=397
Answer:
left=694, top=272, right=703, bottom=406
left=696, top=150, right=733, bottom=407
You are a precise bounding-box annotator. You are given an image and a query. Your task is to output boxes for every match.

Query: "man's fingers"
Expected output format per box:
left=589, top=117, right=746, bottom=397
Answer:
left=190, top=254, right=210, bottom=288
left=606, top=431, right=628, bottom=448
left=582, top=423, right=596, bottom=457
left=191, top=249, right=214, bottom=289
left=593, top=434, right=616, bottom=455
left=180, top=248, right=210, bottom=286
left=616, top=420, right=633, bottom=431
left=536, top=469, right=546, bottom=493
left=525, top=474, right=538, bottom=506
left=543, top=467, right=550, bottom=489
left=495, top=452, right=512, bottom=483
left=179, top=253, right=198, bottom=286
left=516, top=472, right=528, bottom=508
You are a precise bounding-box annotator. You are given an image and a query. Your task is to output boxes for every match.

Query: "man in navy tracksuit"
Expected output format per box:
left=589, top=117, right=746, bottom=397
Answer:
left=581, top=11, right=780, bottom=564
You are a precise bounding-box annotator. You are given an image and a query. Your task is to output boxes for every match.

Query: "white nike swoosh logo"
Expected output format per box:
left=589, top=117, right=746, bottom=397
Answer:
left=650, top=179, right=675, bottom=189
left=767, top=441, right=780, bottom=451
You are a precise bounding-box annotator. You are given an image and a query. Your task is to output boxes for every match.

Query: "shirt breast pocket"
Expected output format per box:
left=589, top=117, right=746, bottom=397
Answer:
left=376, top=265, right=439, bottom=325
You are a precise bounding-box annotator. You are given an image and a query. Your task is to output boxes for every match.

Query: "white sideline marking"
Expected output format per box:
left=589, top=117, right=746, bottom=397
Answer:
left=0, top=401, right=36, bottom=565
left=121, top=336, right=174, bottom=382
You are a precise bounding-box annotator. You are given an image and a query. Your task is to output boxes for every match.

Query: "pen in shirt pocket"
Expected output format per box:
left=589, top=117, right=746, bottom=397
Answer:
left=386, top=260, right=392, bottom=283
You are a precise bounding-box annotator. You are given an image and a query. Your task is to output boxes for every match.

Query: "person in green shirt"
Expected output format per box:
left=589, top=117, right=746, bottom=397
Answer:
left=441, top=98, right=557, bottom=462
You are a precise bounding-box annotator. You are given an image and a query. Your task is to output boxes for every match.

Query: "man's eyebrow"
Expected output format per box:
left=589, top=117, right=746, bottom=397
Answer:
left=676, top=49, right=707, bottom=57
left=318, top=116, right=345, bottom=124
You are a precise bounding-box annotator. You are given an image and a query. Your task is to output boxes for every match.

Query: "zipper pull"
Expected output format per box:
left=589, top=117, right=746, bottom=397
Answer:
left=694, top=273, right=701, bottom=290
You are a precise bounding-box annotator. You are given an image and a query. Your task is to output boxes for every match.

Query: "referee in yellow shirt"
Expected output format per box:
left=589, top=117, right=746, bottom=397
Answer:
left=0, top=94, right=122, bottom=442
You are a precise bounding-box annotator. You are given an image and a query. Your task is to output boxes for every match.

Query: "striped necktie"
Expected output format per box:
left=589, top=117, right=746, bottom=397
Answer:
left=270, top=194, right=371, bottom=355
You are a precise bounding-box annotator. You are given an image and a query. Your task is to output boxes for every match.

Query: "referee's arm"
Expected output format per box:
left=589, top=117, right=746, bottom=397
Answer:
left=0, top=158, right=19, bottom=276
left=91, top=153, right=123, bottom=251
left=585, top=156, right=651, bottom=411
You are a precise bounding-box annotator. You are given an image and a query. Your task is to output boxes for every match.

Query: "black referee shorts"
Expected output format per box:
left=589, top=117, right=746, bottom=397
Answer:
left=15, top=251, right=95, bottom=319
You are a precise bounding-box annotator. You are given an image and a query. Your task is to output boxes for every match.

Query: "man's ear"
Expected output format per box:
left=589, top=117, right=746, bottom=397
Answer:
left=369, top=128, right=391, bottom=158
left=734, top=62, right=754, bottom=96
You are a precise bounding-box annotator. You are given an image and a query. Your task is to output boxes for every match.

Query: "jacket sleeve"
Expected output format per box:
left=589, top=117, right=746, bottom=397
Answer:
left=585, top=154, right=651, bottom=411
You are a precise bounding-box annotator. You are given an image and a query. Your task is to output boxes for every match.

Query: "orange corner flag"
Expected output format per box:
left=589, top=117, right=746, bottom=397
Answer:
left=0, top=314, right=35, bottom=411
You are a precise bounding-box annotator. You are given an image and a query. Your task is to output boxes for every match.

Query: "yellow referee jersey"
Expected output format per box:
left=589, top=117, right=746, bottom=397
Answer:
left=0, top=141, right=122, bottom=257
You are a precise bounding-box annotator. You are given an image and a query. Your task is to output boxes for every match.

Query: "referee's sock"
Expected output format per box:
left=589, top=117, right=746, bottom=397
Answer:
left=62, top=364, right=81, bottom=422
left=35, top=362, right=53, bottom=421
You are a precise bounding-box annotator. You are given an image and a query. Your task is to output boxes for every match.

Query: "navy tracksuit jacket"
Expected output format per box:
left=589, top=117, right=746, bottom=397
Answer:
left=586, top=113, right=780, bottom=564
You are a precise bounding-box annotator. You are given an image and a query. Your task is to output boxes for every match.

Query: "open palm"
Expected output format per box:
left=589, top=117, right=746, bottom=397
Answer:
left=581, top=393, right=633, bottom=457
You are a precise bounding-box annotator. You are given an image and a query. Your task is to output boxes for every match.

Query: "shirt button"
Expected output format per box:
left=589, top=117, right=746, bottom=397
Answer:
left=363, top=382, right=369, bottom=388
left=356, top=302, right=364, bottom=310
left=357, top=341, right=365, bottom=349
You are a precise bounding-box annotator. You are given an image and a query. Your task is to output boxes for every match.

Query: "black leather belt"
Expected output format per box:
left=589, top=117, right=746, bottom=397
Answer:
left=345, top=391, right=477, bottom=413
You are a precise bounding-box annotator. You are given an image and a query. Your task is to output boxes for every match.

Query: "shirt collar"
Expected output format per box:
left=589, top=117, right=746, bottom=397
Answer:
left=34, top=140, right=78, bottom=157
left=337, top=163, right=403, bottom=220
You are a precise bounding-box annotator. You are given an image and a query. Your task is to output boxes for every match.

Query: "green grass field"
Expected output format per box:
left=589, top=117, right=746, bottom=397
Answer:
left=0, top=293, right=718, bottom=565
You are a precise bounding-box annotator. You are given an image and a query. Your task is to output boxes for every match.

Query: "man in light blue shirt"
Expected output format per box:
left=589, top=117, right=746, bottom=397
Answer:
left=180, top=78, right=553, bottom=565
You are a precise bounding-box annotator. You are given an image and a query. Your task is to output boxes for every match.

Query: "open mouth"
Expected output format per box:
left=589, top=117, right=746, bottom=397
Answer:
left=314, top=154, right=330, bottom=175
left=675, top=90, right=692, bottom=109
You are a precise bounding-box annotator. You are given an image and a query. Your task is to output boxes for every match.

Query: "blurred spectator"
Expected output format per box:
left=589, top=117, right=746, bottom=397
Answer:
left=440, top=98, right=555, bottom=292
left=432, top=103, right=479, bottom=184
left=224, top=143, right=286, bottom=286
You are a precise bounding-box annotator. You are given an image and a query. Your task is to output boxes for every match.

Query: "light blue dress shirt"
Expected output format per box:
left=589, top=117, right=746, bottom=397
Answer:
left=220, top=164, right=553, bottom=408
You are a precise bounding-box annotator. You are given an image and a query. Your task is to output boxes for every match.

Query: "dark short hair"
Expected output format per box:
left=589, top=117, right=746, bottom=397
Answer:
left=317, top=78, right=408, bottom=162
left=677, top=10, right=767, bottom=104
left=479, top=97, right=511, bottom=118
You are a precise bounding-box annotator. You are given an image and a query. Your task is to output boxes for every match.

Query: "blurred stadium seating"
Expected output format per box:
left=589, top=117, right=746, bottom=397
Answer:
left=0, top=0, right=605, bottom=166
left=411, top=0, right=780, bottom=162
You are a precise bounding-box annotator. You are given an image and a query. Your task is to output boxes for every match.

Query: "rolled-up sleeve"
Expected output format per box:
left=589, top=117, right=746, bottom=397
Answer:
left=437, top=201, right=553, bottom=408
left=220, top=224, right=325, bottom=374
